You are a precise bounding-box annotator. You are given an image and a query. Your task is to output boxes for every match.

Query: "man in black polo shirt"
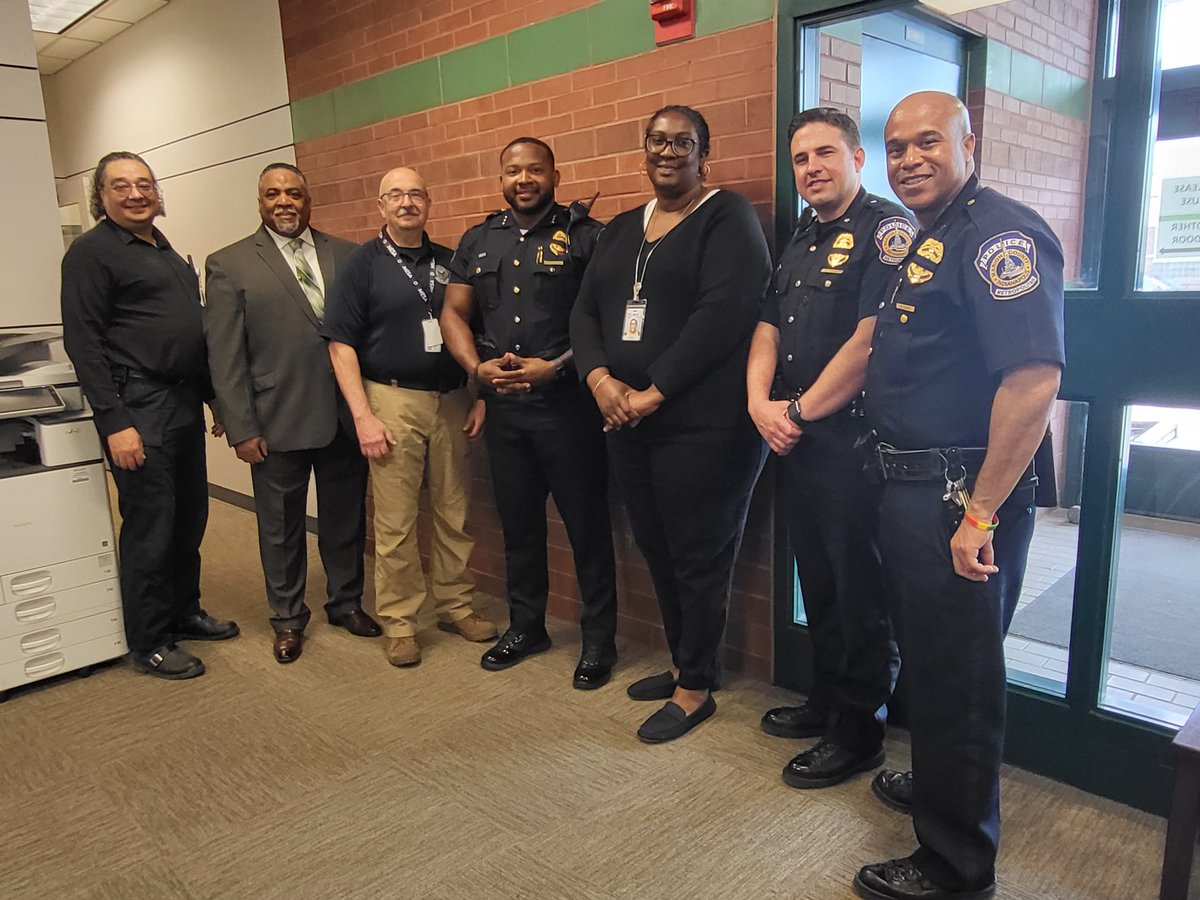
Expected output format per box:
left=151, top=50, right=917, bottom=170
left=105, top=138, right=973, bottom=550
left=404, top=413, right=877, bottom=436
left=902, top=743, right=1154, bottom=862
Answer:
left=440, top=137, right=618, bottom=689
left=748, top=108, right=903, bottom=786
left=326, top=166, right=496, bottom=668
left=61, top=151, right=239, bottom=681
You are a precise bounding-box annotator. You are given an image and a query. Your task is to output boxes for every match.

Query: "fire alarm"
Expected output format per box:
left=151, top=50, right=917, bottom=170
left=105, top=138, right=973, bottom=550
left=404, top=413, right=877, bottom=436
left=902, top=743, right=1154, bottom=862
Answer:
left=650, top=0, right=694, bottom=45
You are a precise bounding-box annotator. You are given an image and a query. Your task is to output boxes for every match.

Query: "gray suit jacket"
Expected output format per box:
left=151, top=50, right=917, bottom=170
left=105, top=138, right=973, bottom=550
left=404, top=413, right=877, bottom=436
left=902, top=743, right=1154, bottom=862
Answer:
left=203, top=225, right=358, bottom=452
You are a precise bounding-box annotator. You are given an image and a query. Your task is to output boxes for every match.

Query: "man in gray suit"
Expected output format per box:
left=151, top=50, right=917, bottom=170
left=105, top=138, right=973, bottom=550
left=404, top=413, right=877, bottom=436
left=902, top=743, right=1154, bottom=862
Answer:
left=204, top=162, right=381, bottom=663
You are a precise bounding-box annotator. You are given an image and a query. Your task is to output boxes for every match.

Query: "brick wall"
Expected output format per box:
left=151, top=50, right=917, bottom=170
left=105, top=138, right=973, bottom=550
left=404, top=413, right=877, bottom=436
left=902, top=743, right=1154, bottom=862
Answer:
left=281, top=2, right=778, bottom=680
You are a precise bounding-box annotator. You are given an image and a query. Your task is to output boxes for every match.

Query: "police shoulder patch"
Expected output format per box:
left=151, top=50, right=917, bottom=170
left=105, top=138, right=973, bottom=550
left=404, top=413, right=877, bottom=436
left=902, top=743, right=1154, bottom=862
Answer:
left=974, top=230, right=1040, bottom=300
left=434, top=264, right=450, bottom=285
left=875, top=217, right=916, bottom=266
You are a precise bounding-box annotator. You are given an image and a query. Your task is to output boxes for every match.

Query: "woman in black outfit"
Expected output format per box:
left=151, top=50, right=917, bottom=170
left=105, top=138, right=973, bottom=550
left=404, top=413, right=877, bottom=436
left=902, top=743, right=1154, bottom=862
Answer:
left=570, top=105, right=771, bottom=742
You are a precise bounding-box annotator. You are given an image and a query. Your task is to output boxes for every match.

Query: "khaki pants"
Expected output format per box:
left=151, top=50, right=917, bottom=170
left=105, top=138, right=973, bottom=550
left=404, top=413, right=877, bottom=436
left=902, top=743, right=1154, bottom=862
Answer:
left=364, top=381, right=475, bottom=637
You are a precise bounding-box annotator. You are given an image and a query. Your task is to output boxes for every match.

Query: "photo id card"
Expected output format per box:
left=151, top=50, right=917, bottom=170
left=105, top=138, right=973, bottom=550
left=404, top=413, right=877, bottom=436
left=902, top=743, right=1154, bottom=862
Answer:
left=422, top=317, right=443, bottom=352
left=622, top=299, right=646, bottom=342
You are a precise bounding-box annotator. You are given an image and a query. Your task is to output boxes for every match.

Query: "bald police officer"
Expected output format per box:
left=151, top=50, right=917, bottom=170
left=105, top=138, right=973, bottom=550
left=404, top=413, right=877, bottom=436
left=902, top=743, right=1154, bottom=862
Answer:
left=853, top=93, right=1064, bottom=900
left=440, top=137, right=618, bottom=689
left=748, top=107, right=902, bottom=788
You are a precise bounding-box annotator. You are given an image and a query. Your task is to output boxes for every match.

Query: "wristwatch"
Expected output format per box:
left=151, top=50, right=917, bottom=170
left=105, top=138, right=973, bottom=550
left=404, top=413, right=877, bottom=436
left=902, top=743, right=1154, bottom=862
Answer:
left=786, top=394, right=815, bottom=428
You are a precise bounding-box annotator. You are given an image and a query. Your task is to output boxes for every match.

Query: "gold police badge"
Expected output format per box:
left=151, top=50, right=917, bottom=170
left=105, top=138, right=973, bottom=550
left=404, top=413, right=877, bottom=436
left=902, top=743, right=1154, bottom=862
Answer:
left=827, top=252, right=849, bottom=269
left=552, top=229, right=570, bottom=246
left=833, top=233, right=854, bottom=250
left=906, top=262, right=934, bottom=285
left=917, top=238, right=944, bottom=264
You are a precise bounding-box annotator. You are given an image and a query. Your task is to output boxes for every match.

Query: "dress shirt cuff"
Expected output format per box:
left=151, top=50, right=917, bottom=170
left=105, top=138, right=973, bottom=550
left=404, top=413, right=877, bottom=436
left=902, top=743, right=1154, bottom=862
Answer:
left=93, top=405, right=135, bottom=438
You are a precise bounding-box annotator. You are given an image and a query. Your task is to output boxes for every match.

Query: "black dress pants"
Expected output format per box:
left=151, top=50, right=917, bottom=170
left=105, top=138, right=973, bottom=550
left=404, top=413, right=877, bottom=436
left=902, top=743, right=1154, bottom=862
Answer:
left=608, top=422, right=766, bottom=691
left=483, top=389, right=617, bottom=654
left=108, top=421, right=209, bottom=653
left=249, top=424, right=368, bottom=633
left=879, top=477, right=1037, bottom=892
left=782, top=448, right=898, bottom=754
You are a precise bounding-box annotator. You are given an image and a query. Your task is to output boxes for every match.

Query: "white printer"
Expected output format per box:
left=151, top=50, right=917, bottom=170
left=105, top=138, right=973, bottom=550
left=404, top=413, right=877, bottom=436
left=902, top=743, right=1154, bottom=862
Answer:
left=0, top=328, right=126, bottom=699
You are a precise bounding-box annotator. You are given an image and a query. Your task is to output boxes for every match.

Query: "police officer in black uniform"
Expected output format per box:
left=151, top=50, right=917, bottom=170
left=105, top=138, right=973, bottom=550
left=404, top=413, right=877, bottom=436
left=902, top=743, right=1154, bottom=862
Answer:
left=852, top=93, right=1064, bottom=900
left=61, top=151, right=239, bottom=681
left=440, top=137, right=618, bottom=689
left=748, top=108, right=902, bottom=787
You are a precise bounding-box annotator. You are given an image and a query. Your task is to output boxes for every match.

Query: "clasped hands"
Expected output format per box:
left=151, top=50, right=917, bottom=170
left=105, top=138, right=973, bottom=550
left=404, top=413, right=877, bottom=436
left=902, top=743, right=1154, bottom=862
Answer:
left=476, top=352, right=558, bottom=395
left=592, top=375, right=663, bottom=432
left=749, top=398, right=802, bottom=456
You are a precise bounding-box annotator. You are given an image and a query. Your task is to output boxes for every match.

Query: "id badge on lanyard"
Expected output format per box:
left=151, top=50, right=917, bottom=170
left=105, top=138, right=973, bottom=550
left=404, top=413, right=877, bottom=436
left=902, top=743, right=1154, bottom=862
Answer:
left=622, top=297, right=646, bottom=342
left=380, top=227, right=442, bottom=352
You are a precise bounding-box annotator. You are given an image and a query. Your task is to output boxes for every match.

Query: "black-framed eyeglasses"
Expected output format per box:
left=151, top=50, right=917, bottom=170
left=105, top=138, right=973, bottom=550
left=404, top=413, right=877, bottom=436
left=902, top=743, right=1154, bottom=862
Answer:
left=645, top=134, right=697, bottom=156
left=379, top=188, right=429, bottom=204
left=106, top=179, right=157, bottom=197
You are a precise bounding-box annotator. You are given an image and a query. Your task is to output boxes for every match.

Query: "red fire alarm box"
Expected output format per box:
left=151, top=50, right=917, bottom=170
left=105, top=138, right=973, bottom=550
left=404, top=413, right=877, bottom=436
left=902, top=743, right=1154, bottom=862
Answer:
left=650, top=0, right=694, bottom=46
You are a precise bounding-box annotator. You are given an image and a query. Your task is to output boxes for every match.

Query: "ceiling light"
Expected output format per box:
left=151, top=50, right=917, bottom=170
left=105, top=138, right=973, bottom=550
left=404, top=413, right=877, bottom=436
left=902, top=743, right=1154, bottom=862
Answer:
left=28, top=0, right=107, bottom=34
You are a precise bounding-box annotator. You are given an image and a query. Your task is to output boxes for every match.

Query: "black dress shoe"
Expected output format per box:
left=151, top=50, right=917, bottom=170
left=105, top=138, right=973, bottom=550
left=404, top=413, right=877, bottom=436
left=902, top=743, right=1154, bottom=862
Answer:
left=174, top=611, right=239, bottom=642
left=782, top=738, right=885, bottom=789
left=637, top=695, right=716, bottom=743
left=274, top=630, right=303, bottom=664
left=480, top=630, right=551, bottom=671
left=130, top=643, right=205, bottom=680
left=573, top=647, right=615, bottom=690
left=627, top=670, right=676, bottom=700
left=854, top=856, right=995, bottom=899
left=328, top=608, right=383, bottom=637
left=760, top=702, right=829, bottom=738
left=872, top=769, right=913, bottom=814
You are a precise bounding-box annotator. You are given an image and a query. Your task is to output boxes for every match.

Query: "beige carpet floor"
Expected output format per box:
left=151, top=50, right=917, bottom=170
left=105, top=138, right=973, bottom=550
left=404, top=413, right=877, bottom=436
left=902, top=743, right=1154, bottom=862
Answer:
left=0, top=496, right=1183, bottom=899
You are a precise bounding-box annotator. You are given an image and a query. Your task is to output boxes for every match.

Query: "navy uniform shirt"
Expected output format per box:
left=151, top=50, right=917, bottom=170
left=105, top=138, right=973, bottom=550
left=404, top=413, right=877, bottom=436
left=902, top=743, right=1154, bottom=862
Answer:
left=865, top=175, right=1066, bottom=450
left=61, top=217, right=209, bottom=438
left=448, top=202, right=601, bottom=384
left=763, top=187, right=913, bottom=399
left=322, top=231, right=464, bottom=391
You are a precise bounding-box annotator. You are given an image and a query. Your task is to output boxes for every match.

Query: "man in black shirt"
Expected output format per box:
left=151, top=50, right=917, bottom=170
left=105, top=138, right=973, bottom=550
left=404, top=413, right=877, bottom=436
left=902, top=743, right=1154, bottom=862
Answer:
left=748, top=109, right=903, bottom=786
left=440, top=137, right=618, bottom=689
left=204, top=163, right=378, bottom=666
left=61, top=151, right=238, bottom=681
left=326, top=166, right=496, bottom=668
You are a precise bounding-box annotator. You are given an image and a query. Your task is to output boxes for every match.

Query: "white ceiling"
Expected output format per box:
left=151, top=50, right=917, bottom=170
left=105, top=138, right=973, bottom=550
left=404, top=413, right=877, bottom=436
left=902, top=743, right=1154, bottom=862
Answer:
left=30, top=0, right=169, bottom=75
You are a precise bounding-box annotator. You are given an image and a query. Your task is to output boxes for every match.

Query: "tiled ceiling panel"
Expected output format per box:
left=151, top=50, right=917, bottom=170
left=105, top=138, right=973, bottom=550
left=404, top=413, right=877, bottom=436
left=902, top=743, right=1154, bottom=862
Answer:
left=29, top=0, right=169, bottom=74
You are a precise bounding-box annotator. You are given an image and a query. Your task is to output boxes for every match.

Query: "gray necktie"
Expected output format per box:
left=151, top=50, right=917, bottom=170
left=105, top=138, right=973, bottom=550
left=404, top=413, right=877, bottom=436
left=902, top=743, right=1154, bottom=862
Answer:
left=287, top=237, right=324, bottom=319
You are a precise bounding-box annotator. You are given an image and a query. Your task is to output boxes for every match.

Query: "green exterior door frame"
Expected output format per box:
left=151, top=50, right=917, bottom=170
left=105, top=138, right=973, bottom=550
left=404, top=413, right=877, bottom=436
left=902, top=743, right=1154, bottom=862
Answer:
left=773, top=0, right=1200, bottom=814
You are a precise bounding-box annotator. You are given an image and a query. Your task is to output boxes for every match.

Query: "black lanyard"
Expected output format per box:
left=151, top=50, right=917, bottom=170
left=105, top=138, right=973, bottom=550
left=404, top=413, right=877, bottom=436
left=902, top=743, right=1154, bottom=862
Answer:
left=378, top=227, right=437, bottom=318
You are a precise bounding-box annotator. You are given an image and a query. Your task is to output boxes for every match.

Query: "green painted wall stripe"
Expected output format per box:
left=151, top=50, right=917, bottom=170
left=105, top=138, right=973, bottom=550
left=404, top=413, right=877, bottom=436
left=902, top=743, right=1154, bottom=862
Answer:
left=980, top=40, right=1091, bottom=121
left=291, top=0, right=768, bottom=143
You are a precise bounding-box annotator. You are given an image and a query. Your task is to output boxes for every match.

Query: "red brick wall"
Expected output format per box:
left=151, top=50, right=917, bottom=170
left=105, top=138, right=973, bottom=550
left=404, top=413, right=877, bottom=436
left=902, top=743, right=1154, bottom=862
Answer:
left=281, top=7, right=778, bottom=680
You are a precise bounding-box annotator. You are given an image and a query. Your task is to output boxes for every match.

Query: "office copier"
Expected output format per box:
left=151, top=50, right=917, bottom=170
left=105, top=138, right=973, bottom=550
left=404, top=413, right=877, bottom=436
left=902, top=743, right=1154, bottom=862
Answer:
left=0, top=329, right=125, bottom=699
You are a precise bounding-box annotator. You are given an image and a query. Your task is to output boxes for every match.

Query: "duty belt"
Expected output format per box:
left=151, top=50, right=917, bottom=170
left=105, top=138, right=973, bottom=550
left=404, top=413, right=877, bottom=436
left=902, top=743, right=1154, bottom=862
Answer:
left=874, top=444, right=987, bottom=482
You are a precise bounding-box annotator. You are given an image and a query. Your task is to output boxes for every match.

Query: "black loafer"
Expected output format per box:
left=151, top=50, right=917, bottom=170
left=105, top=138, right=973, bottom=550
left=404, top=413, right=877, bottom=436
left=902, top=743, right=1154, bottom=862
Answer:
left=760, top=702, right=829, bottom=738
left=173, top=611, right=239, bottom=642
left=627, top=670, right=676, bottom=701
left=872, top=769, right=913, bottom=814
left=328, top=608, right=383, bottom=637
left=130, top=643, right=205, bottom=680
left=782, top=738, right=885, bottom=788
left=480, top=630, right=551, bottom=671
left=854, top=856, right=995, bottom=899
left=573, top=646, right=615, bottom=690
left=637, top=695, right=716, bottom=743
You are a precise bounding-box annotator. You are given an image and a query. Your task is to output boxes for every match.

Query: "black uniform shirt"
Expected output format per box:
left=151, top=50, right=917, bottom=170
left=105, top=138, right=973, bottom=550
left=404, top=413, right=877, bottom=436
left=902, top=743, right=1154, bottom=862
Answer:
left=865, top=175, right=1066, bottom=450
left=322, top=232, right=464, bottom=391
left=449, top=203, right=602, bottom=368
left=763, top=187, right=913, bottom=395
left=61, top=217, right=209, bottom=437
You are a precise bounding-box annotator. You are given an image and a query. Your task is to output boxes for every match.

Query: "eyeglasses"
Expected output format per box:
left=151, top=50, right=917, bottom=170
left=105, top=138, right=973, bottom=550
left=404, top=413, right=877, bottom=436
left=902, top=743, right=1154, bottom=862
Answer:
left=379, top=189, right=429, bottom=204
left=106, top=180, right=158, bottom=197
left=645, top=134, right=697, bottom=156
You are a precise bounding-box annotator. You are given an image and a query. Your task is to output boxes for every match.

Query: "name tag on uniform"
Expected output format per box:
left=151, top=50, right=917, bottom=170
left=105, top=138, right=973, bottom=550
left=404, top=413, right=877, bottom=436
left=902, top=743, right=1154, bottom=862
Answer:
left=622, top=298, right=646, bottom=342
left=422, top=318, right=443, bottom=353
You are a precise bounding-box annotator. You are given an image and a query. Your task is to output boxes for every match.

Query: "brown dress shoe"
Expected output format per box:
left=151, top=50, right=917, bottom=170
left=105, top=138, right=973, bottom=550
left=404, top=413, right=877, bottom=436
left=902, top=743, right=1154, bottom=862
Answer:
left=436, top=613, right=498, bottom=643
left=385, top=636, right=421, bottom=667
left=274, top=630, right=303, bottom=664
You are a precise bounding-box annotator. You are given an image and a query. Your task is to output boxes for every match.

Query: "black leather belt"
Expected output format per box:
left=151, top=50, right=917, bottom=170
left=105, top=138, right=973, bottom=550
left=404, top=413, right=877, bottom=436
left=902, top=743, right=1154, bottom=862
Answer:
left=875, top=444, right=987, bottom=482
left=371, top=377, right=463, bottom=394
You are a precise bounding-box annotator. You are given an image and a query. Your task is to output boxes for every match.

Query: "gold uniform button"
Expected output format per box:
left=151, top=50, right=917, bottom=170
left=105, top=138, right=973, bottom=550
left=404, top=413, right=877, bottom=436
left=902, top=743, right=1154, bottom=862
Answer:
left=787, top=315, right=795, bottom=323
left=475, top=267, right=482, bottom=274
left=514, top=316, right=521, bottom=323
left=900, top=314, right=909, bottom=323
left=519, top=236, right=526, bottom=242
left=513, top=259, right=520, bottom=266
left=795, top=280, right=802, bottom=288
left=808, top=245, right=816, bottom=252
left=824, top=280, right=832, bottom=288
left=868, top=346, right=873, bottom=355
left=513, top=286, right=521, bottom=294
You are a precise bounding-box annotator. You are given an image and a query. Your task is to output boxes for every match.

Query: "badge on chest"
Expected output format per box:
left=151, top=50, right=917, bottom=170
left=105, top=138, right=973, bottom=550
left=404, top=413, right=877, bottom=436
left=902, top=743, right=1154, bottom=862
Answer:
left=623, top=298, right=646, bottom=342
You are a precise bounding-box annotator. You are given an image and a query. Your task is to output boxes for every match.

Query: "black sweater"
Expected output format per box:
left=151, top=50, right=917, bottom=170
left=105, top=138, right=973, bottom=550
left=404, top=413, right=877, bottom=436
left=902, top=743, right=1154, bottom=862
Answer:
left=570, top=189, right=772, bottom=433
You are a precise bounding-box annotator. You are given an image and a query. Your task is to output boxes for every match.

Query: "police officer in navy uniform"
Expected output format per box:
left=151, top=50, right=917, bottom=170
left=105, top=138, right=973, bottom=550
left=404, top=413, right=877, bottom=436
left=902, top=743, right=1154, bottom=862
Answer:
left=747, top=108, right=902, bottom=787
left=853, top=93, right=1064, bottom=900
left=440, top=137, right=619, bottom=689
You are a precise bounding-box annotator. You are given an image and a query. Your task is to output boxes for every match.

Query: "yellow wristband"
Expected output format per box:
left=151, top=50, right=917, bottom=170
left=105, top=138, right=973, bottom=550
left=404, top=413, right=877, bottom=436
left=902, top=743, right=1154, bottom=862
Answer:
left=963, top=511, right=999, bottom=532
